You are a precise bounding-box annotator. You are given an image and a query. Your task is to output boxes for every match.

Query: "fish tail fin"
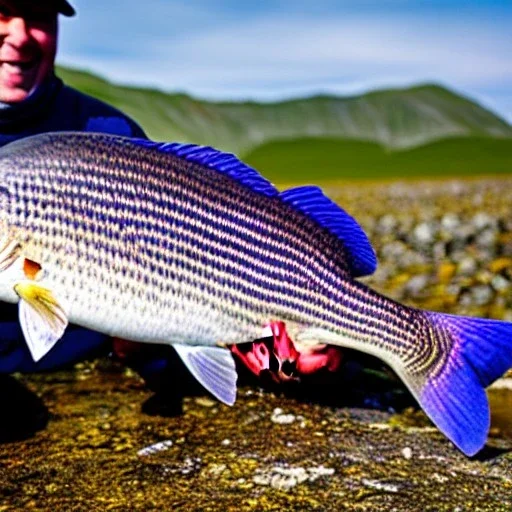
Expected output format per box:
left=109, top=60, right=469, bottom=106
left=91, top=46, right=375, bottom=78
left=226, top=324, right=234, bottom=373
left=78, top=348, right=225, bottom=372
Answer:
left=401, top=312, right=512, bottom=456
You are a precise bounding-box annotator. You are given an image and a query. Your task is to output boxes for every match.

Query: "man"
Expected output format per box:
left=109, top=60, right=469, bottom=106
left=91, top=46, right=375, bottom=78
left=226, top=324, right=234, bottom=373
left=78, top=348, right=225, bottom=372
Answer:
left=0, top=0, right=145, bottom=146
left=0, top=0, right=149, bottom=439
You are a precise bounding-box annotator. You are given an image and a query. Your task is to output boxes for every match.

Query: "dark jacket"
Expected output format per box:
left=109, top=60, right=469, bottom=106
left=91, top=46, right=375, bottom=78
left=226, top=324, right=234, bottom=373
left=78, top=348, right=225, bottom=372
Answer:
left=0, top=75, right=146, bottom=146
left=0, top=75, right=147, bottom=372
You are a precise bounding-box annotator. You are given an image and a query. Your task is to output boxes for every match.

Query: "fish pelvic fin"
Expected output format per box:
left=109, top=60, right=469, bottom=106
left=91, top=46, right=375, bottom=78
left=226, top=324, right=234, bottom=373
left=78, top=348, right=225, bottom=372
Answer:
left=401, top=312, right=512, bottom=457
left=173, top=344, right=237, bottom=405
left=14, top=281, right=69, bottom=362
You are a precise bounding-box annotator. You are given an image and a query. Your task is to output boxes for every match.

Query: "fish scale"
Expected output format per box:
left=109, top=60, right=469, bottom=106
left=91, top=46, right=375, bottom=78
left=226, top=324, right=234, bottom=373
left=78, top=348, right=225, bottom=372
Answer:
left=0, top=131, right=511, bottom=456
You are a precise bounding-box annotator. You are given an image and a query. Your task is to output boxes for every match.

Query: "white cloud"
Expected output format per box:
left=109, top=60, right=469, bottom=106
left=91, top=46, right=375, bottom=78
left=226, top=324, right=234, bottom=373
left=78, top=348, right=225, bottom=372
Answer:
left=57, top=2, right=512, bottom=121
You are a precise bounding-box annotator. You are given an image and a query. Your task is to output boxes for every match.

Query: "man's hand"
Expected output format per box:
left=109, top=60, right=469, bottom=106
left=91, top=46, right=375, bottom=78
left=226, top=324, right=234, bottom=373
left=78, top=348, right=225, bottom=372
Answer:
left=230, top=321, right=343, bottom=383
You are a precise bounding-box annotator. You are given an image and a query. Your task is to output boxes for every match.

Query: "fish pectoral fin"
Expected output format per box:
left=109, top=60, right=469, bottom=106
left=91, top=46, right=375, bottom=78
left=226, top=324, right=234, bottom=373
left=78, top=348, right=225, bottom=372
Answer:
left=14, top=281, right=68, bottom=362
left=173, top=344, right=237, bottom=406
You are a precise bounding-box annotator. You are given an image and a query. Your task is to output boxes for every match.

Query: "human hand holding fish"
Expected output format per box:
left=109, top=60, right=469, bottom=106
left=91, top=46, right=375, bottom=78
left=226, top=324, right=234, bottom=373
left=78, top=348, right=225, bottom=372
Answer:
left=230, top=320, right=343, bottom=382
left=0, top=131, right=511, bottom=457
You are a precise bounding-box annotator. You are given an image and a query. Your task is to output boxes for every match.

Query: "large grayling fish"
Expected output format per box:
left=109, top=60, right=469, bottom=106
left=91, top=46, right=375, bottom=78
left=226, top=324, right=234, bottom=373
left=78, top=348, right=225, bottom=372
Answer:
left=0, top=132, right=511, bottom=456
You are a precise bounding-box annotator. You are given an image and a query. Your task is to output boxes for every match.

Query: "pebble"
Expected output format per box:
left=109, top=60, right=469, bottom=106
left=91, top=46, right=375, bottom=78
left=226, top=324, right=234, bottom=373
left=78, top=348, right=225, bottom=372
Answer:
left=441, top=213, right=460, bottom=232
left=476, top=229, right=497, bottom=248
left=195, top=397, right=216, bottom=408
left=471, top=285, right=493, bottom=306
left=491, top=275, right=510, bottom=292
left=208, top=464, right=227, bottom=476
left=376, top=214, right=397, bottom=235
left=432, top=473, right=449, bottom=483
left=405, top=275, right=428, bottom=297
left=413, top=223, right=435, bottom=245
left=253, top=465, right=335, bottom=491
left=381, top=241, right=407, bottom=260
left=473, top=212, right=496, bottom=230
left=271, top=408, right=296, bottom=424
left=137, top=439, right=173, bottom=457
left=179, top=457, right=202, bottom=475
left=457, top=256, right=478, bottom=276
left=307, top=465, right=336, bottom=481
left=402, top=447, right=413, bottom=460
left=361, top=479, right=400, bottom=493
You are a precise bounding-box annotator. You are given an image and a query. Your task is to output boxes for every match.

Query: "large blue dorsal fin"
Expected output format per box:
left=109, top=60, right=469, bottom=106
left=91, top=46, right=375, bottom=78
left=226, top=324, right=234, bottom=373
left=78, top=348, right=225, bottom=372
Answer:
left=279, top=186, right=377, bottom=277
left=133, top=139, right=278, bottom=197
left=131, top=140, right=375, bottom=276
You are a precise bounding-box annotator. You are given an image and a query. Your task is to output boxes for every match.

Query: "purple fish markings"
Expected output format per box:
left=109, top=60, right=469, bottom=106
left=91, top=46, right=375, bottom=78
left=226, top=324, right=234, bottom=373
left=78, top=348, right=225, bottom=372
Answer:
left=0, top=132, right=511, bottom=457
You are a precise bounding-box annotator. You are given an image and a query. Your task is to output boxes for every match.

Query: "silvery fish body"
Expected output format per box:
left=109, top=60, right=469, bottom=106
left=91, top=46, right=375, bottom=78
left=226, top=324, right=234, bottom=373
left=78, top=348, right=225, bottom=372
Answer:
left=0, top=133, right=377, bottom=347
left=0, top=132, right=511, bottom=457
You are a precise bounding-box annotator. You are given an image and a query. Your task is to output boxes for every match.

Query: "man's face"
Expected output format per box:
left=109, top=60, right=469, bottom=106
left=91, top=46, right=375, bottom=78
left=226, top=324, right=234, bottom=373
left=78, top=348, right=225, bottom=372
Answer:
left=0, top=1, right=58, bottom=103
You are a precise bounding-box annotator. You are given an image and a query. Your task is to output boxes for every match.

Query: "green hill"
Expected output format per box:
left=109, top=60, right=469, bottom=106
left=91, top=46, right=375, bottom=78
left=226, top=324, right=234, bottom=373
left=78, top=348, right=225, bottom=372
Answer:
left=56, top=66, right=512, bottom=157
left=244, top=137, right=512, bottom=182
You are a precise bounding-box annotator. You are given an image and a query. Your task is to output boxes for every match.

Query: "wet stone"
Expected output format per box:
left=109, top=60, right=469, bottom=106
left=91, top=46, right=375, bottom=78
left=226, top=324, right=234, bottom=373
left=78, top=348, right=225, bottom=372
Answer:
left=491, top=275, right=510, bottom=293
left=471, top=285, right=494, bottom=306
left=412, top=222, right=436, bottom=246
left=404, top=275, right=429, bottom=297
left=376, top=214, right=398, bottom=235
left=441, top=213, right=460, bottom=232
left=270, top=407, right=297, bottom=425
left=473, top=212, right=497, bottom=231
left=457, top=256, right=478, bottom=276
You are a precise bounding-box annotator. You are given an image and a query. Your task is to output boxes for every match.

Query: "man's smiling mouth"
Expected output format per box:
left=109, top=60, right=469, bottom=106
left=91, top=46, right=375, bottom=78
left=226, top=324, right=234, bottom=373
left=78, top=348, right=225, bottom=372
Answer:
left=1, top=60, right=36, bottom=72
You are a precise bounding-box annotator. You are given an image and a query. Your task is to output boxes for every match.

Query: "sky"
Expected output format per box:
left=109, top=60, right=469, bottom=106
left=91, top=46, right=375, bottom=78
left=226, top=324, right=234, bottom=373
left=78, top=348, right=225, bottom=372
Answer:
left=58, top=0, right=512, bottom=123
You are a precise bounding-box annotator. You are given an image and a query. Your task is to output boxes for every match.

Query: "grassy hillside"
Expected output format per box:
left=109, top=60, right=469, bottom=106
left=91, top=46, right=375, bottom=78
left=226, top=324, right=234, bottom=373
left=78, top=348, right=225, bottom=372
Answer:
left=243, top=137, right=512, bottom=182
left=56, top=66, right=512, bottom=156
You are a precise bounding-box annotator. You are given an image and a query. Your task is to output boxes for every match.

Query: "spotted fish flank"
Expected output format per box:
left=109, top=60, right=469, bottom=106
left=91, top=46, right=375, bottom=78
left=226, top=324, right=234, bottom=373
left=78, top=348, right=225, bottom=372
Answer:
left=0, top=132, right=511, bottom=457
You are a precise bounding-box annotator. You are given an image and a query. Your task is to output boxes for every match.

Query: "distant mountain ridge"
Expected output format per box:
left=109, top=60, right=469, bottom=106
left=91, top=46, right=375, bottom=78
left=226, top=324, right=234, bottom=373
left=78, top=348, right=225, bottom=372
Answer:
left=56, top=66, right=512, bottom=156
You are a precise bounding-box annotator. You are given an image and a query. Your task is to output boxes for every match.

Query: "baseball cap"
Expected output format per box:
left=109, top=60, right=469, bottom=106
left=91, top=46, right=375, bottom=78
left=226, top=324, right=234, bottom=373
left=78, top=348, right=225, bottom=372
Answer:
left=13, top=0, right=76, bottom=17
left=56, top=0, right=75, bottom=16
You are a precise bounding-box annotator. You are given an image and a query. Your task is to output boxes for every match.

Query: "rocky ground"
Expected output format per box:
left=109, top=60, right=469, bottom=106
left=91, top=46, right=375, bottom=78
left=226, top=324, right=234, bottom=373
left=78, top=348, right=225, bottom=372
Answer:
left=326, top=178, right=512, bottom=320
left=0, top=177, right=511, bottom=511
